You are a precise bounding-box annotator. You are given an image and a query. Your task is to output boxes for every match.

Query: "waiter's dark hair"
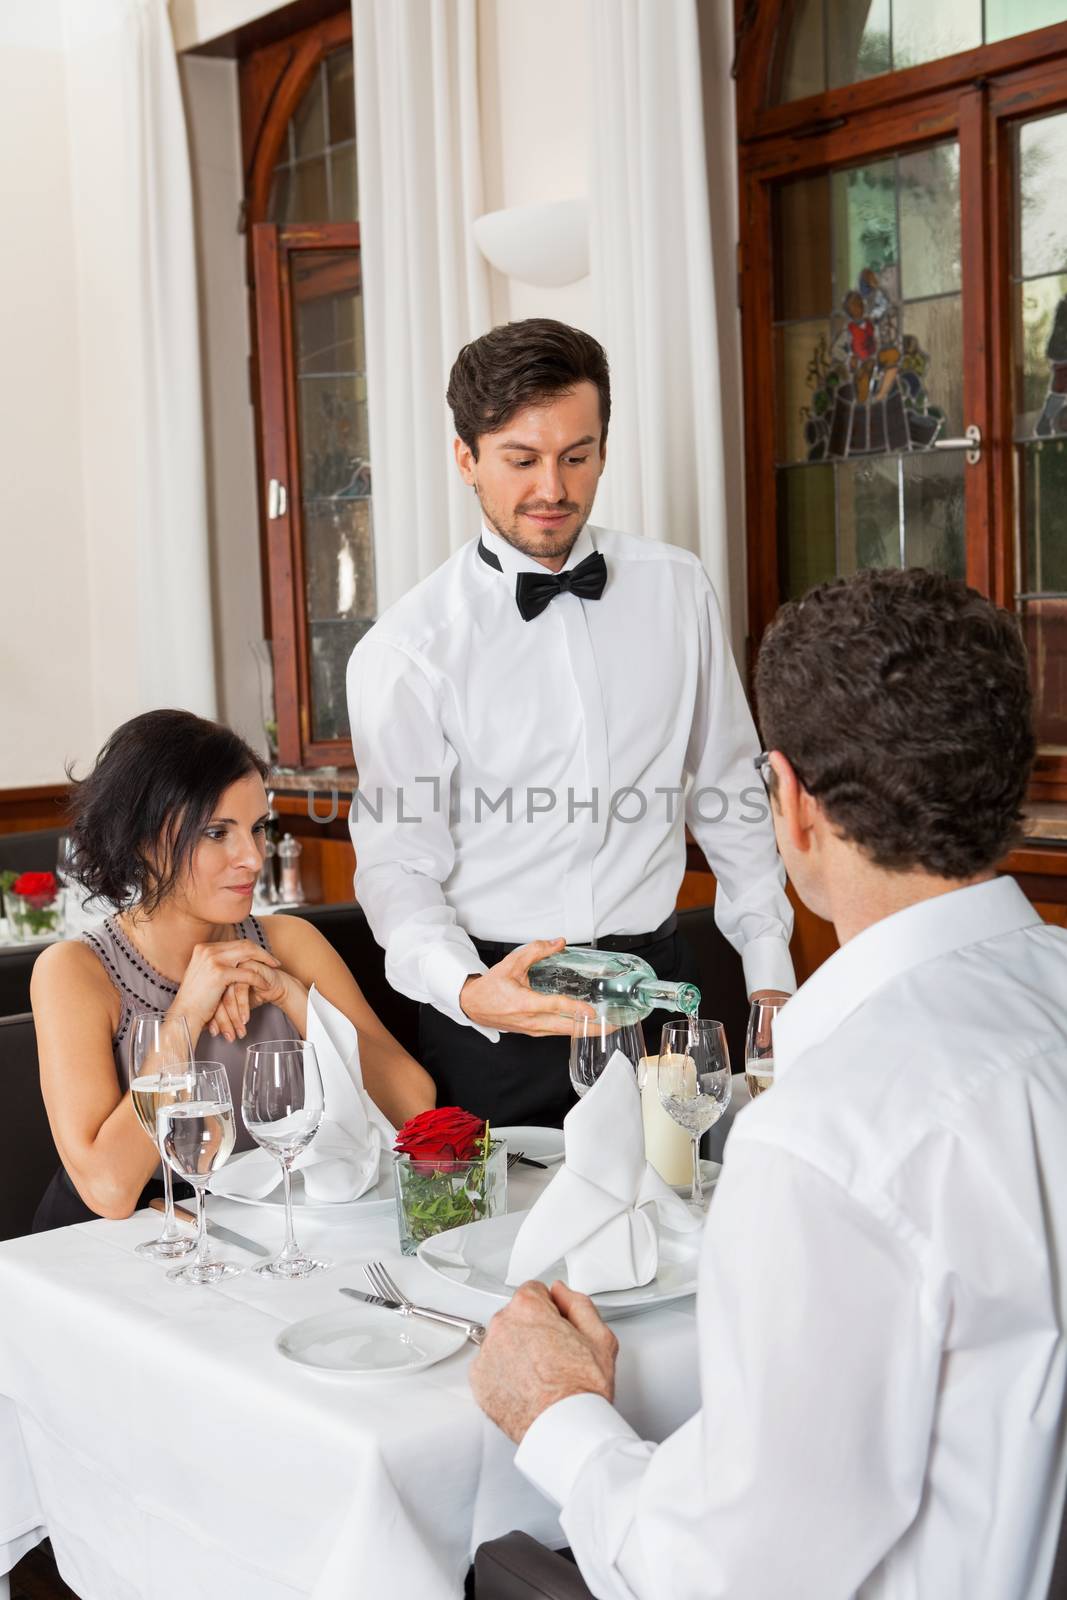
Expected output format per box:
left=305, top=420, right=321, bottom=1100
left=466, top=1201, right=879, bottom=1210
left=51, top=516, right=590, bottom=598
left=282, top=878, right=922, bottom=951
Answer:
left=447, top=318, right=611, bottom=458
left=755, top=568, right=1034, bottom=878
left=67, top=710, right=269, bottom=912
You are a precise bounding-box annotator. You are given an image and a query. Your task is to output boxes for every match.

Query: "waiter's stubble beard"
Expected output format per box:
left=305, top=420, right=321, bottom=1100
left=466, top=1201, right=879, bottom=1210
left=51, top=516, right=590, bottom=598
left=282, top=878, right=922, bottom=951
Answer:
left=472, top=479, right=598, bottom=565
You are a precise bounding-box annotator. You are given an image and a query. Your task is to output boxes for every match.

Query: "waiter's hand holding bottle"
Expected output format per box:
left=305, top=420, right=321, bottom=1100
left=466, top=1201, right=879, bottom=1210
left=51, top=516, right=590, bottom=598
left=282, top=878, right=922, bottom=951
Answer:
left=460, top=937, right=596, bottom=1036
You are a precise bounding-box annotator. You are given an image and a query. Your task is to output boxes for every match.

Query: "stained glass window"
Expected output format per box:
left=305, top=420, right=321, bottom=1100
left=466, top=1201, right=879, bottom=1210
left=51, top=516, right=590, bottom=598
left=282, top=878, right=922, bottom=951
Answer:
left=778, top=0, right=1067, bottom=102
left=1014, top=111, right=1067, bottom=750
left=268, top=49, right=358, bottom=225
left=773, top=141, right=964, bottom=597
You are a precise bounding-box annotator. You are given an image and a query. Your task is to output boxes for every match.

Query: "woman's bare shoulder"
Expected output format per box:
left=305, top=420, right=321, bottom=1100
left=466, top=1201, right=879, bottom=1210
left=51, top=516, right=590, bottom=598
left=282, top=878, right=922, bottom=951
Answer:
left=32, top=937, right=120, bottom=1007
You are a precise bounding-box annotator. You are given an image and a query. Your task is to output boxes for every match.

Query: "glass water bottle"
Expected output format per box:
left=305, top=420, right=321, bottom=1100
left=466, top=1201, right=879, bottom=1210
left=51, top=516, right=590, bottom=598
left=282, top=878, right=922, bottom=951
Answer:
left=527, top=946, right=700, bottom=1021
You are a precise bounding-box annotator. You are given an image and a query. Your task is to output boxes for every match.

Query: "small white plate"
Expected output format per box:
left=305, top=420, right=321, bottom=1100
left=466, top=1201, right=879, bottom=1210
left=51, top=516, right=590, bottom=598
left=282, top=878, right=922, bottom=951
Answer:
left=276, top=1305, right=466, bottom=1377
left=496, top=1125, right=565, bottom=1164
left=212, top=1159, right=395, bottom=1214
left=417, top=1208, right=702, bottom=1314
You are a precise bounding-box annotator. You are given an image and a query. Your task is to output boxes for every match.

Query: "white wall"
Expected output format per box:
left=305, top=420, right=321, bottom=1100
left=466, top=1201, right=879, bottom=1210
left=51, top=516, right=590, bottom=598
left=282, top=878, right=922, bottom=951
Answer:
left=180, top=53, right=267, bottom=755
left=0, top=1, right=95, bottom=787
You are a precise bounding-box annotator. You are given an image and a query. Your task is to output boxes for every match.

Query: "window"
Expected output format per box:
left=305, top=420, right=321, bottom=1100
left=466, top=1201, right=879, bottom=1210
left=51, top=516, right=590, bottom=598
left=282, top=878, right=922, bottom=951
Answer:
left=736, top=4, right=1067, bottom=797
left=241, top=10, right=374, bottom=767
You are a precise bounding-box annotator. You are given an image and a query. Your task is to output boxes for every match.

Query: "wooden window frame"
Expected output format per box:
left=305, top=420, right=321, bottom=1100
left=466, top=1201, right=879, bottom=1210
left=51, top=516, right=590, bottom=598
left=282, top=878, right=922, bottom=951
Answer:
left=735, top=5, right=1067, bottom=803
left=239, top=8, right=355, bottom=770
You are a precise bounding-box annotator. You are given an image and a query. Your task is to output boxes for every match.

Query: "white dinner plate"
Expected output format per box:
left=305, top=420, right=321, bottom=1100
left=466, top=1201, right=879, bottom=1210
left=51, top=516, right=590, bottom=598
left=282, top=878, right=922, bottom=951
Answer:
left=417, top=1207, right=703, bottom=1313
left=276, top=1305, right=466, bottom=1377
left=495, top=1125, right=565, bottom=1164
left=210, top=1157, right=395, bottom=1213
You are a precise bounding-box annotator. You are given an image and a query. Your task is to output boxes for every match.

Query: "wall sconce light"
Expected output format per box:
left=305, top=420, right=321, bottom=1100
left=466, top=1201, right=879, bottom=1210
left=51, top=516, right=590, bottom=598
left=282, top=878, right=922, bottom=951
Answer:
left=473, top=196, right=589, bottom=288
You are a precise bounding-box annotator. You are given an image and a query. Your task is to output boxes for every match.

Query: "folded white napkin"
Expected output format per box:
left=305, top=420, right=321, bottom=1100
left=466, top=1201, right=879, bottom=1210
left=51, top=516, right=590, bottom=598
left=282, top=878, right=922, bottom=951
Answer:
left=209, top=985, right=395, bottom=1203
left=505, top=1052, right=700, bottom=1294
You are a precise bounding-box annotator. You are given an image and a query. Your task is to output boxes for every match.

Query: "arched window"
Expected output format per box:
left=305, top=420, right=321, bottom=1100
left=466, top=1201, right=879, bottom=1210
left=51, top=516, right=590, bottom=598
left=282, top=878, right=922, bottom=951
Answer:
left=736, top=5, right=1067, bottom=789
left=241, top=13, right=374, bottom=768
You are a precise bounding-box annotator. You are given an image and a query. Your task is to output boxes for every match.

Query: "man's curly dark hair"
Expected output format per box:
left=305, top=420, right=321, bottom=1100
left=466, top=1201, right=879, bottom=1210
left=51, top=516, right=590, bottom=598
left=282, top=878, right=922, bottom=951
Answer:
left=754, top=568, right=1035, bottom=878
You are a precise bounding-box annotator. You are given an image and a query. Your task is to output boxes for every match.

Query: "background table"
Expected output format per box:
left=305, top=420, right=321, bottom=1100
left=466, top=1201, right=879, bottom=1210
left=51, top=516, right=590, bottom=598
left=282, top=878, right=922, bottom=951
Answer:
left=0, top=1163, right=704, bottom=1600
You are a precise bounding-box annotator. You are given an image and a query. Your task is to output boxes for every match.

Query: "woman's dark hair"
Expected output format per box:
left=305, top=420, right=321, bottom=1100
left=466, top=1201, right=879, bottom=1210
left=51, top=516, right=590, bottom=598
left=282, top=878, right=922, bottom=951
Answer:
left=68, top=710, right=269, bottom=912
left=446, top=318, right=611, bottom=458
left=754, top=567, right=1035, bottom=878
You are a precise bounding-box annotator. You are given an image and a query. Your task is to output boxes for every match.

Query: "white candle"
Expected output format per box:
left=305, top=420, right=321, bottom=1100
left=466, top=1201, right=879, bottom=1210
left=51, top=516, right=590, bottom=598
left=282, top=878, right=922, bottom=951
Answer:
left=639, top=1054, right=694, bottom=1185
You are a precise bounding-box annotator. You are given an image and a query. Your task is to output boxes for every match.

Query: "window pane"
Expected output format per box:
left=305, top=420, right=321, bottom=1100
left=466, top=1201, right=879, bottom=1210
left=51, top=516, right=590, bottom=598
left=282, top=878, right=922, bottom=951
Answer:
left=837, top=456, right=901, bottom=572
left=287, top=159, right=330, bottom=223
left=777, top=464, right=836, bottom=599
left=310, top=617, right=372, bottom=743
left=898, top=145, right=961, bottom=299
left=774, top=175, right=832, bottom=321
left=330, top=144, right=358, bottom=222
left=778, top=0, right=825, bottom=101
left=892, top=0, right=981, bottom=69
left=327, top=48, right=356, bottom=144
left=1016, top=275, right=1067, bottom=436
left=902, top=294, right=963, bottom=435
left=831, top=159, right=897, bottom=302
left=1019, top=113, right=1067, bottom=279
left=775, top=320, right=831, bottom=465
left=1021, top=440, right=1067, bottom=593
left=293, top=62, right=328, bottom=160
left=985, top=0, right=1067, bottom=43
left=902, top=452, right=965, bottom=577
left=827, top=0, right=891, bottom=87
left=305, top=498, right=376, bottom=623
left=267, top=166, right=290, bottom=225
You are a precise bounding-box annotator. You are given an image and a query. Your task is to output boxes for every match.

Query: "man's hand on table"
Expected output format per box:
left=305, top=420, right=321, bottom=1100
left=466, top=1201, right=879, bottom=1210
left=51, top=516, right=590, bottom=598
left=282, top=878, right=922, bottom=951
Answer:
left=470, top=1280, right=619, bottom=1444
left=460, top=937, right=596, bottom=1036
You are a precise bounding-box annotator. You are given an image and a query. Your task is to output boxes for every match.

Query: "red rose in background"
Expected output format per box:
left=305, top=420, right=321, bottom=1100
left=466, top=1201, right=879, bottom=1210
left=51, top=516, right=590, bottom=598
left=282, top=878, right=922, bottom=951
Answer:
left=395, top=1106, right=486, bottom=1165
left=12, top=871, right=57, bottom=909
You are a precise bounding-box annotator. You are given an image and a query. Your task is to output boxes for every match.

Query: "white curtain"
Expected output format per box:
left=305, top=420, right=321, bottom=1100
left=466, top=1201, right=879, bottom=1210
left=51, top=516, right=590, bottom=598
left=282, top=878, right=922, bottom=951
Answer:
left=587, top=0, right=731, bottom=615
left=62, top=0, right=216, bottom=732
left=352, top=0, right=491, bottom=610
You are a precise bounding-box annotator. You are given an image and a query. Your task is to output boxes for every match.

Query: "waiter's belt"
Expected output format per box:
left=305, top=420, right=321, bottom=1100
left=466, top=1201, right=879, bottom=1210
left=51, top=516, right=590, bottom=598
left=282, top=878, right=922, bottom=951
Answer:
left=470, top=911, right=677, bottom=965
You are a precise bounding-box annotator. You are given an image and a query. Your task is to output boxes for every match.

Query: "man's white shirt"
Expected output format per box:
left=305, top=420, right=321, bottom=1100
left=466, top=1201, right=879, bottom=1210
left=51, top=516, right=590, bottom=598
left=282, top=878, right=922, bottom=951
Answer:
left=347, top=523, right=794, bottom=1034
left=516, top=877, right=1067, bottom=1598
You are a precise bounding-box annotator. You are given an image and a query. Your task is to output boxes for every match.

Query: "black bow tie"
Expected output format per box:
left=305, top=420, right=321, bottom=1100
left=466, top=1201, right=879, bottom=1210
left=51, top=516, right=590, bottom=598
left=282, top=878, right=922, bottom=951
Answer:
left=478, top=539, right=608, bottom=621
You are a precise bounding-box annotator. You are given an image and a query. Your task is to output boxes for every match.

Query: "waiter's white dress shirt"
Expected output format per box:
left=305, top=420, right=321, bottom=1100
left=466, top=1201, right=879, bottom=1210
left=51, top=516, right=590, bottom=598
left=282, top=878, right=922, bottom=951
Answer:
left=516, top=877, right=1067, bottom=1599
left=347, top=523, right=794, bottom=1033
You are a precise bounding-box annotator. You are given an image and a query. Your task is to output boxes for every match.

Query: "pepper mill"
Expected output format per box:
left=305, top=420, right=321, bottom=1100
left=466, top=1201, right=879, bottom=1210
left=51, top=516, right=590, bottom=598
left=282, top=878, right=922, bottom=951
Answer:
left=277, top=833, right=305, bottom=904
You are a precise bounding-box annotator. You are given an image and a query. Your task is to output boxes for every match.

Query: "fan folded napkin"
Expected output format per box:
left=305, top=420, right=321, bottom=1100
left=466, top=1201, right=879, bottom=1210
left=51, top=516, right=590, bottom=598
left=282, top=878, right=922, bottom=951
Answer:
left=209, top=985, right=394, bottom=1203
left=505, top=1052, right=701, bottom=1293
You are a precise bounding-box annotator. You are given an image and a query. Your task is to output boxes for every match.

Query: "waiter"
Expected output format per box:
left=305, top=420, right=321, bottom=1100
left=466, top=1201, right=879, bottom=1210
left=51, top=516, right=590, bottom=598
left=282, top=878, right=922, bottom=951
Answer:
left=346, top=318, right=794, bottom=1125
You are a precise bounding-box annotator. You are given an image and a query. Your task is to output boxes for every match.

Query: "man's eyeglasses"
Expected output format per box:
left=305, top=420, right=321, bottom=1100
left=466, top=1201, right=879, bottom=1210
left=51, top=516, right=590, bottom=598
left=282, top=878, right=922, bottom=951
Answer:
left=753, top=751, right=774, bottom=793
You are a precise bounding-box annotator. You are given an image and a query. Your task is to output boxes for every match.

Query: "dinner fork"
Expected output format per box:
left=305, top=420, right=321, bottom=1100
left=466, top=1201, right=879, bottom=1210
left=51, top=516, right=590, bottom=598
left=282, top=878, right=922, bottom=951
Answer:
left=363, top=1260, right=486, bottom=1344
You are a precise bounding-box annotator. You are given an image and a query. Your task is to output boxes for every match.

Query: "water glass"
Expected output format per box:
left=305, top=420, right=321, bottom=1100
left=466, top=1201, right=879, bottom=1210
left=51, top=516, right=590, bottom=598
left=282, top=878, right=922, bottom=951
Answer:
left=243, top=1039, right=330, bottom=1278
left=128, top=1011, right=196, bottom=1261
left=658, top=1020, right=732, bottom=1207
left=158, top=1063, right=241, bottom=1285
left=570, top=1004, right=646, bottom=1098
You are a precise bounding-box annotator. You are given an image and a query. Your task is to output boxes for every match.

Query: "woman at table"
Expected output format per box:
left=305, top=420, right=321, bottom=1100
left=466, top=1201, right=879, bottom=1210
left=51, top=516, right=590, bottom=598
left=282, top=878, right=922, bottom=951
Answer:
left=30, top=709, right=436, bottom=1229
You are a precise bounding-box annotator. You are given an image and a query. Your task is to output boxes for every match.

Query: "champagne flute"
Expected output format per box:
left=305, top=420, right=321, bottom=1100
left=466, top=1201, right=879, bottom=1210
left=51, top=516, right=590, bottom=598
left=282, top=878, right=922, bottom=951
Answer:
left=158, top=1064, right=241, bottom=1285
left=569, top=1004, right=646, bottom=1099
left=657, top=1020, right=732, bottom=1207
left=745, top=997, right=785, bottom=1098
left=243, top=1040, right=330, bottom=1278
left=129, top=1011, right=197, bottom=1260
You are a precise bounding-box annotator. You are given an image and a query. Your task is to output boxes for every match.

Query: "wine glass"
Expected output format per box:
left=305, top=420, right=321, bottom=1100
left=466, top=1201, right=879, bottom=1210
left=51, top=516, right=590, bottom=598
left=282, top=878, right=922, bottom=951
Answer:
left=569, top=1004, right=646, bottom=1098
left=128, top=1011, right=197, bottom=1260
left=55, top=834, right=76, bottom=886
left=657, top=1020, right=732, bottom=1208
left=745, top=997, right=785, bottom=1099
left=158, top=1063, right=241, bottom=1285
left=242, top=1040, right=330, bottom=1278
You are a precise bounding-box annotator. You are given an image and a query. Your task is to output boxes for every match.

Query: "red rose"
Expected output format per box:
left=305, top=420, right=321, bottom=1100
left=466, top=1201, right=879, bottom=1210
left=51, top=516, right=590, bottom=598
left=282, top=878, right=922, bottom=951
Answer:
left=12, top=871, right=57, bottom=909
left=395, top=1106, right=487, bottom=1165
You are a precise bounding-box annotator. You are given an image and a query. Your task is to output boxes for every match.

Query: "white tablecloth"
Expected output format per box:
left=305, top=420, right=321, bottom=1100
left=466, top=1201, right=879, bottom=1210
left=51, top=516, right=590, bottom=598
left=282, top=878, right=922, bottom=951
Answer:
left=0, top=1164, right=704, bottom=1600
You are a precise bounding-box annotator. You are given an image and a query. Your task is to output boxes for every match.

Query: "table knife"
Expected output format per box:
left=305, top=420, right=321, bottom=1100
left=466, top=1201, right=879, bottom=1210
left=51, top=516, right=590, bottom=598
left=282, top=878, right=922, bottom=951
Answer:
left=149, top=1197, right=272, bottom=1259
left=339, top=1286, right=486, bottom=1343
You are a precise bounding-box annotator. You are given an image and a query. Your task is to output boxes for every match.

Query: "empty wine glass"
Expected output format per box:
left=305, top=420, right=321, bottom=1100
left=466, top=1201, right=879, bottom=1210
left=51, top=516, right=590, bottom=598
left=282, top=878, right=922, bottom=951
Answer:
left=243, top=1040, right=330, bottom=1278
left=570, top=1004, right=646, bottom=1099
left=158, top=1063, right=241, bottom=1285
left=745, top=997, right=785, bottom=1099
left=658, top=1020, right=732, bottom=1208
left=128, top=1011, right=197, bottom=1260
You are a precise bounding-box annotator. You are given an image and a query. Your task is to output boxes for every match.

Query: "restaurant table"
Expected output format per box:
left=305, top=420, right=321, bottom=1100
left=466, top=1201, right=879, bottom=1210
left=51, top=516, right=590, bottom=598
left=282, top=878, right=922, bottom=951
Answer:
left=0, top=1161, right=707, bottom=1600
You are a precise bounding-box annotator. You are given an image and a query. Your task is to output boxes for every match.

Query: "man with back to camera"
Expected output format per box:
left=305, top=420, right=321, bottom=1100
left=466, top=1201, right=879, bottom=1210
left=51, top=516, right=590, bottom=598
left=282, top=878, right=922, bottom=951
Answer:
left=346, top=318, right=794, bottom=1126
left=469, top=566, right=1067, bottom=1598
